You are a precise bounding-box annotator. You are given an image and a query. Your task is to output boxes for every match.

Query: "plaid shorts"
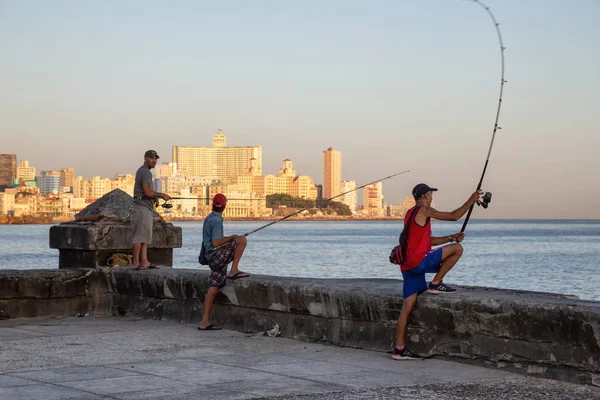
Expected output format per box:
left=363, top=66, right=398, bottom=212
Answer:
left=208, top=240, right=238, bottom=288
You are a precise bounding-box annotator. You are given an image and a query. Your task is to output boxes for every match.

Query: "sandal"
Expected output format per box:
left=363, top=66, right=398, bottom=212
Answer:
left=227, top=271, right=250, bottom=280
left=198, top=324, right=222, bottom=331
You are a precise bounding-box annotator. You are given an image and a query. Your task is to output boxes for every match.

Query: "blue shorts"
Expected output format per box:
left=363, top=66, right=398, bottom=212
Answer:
left=401, top=248, right=443, bottom=299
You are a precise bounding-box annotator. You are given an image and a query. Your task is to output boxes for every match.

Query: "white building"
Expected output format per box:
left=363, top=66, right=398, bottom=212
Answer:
left=17, top=160, right=36, bottom=181
left=172, top=129, right=262, bottom=179
left=169, top=188, right=198, bottom=216
left=156, top=175, right=215, bottom=195
left=340, top=180, right=357, bottom=214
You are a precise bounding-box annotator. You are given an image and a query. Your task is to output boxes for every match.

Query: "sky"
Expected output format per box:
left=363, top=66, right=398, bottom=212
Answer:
left=0, top=0, right=598, bottom=219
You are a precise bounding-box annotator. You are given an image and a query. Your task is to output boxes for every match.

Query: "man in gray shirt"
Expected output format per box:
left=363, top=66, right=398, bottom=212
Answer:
left=131, top=150, right=171, bottom=269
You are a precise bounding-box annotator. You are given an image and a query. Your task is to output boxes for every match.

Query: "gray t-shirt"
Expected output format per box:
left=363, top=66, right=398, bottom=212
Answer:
left=133, top=166, right=154, bottom=211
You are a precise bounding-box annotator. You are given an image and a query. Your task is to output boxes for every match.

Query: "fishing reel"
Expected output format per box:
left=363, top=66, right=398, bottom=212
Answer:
left=477, top=192, right=492, bottom=209
left=154, top=199, right=173, bottom=209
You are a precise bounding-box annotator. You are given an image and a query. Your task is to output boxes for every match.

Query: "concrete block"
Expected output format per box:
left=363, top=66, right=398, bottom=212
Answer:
left=48, top=189, right=182, bottom=269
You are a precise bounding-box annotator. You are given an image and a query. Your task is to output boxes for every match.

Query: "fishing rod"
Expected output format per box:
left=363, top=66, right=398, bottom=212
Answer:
left=210, top=169, right=410, bottom=249
left=157, top=197, right=341, bottom=209
left=460, top=0, right=506, bottom=233
left=168, top=198, right=261, bottom=200
left=159, top=198, right=263, bottom=209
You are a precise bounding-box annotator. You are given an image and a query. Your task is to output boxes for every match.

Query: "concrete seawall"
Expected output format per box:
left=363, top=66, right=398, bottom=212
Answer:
left=1, top=268, right=598, bottom=386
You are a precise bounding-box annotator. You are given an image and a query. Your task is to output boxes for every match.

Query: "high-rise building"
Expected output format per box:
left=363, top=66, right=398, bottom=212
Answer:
left=363, top=182, right=383, bottom=217
left=155, top=162, right=177, bottom=178
left=17, top=160, right=36, bottom=182
left=90, top=176, right=113, bottom=199
left=73, top=176, right=90, bottom=199
left=233, top=159, right=318, bottom=200
left=111, top=174, right=136, bottom=196
left=340, top=180, right=357, bottom=214
left=172, top=129, right=262, bottom=179
left=323, top=147, right=342, bottom=199
left=60, top=168, right=75, bottom=190
left=40, top=171, right=61, bottom=195
left=0, top=154, right=17, bottom=189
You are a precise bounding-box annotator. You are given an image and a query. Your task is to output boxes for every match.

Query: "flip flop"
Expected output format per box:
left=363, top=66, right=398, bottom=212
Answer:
left=134, top=265, right=149, bottom=270
left=198, top=324, right=222, bottom=331
left=227, top=271, right=250, bottom=280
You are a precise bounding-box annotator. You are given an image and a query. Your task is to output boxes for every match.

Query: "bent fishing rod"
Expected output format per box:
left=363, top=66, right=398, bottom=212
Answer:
left=460, top=0, right=506, bottom=233
left=209, top=169, right=410, bottom=249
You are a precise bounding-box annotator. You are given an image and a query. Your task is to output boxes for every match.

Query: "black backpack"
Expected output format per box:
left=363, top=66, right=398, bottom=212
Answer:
left=389, top=206, right=421, bottom=265
left=198, top=244, right=209, bottom=265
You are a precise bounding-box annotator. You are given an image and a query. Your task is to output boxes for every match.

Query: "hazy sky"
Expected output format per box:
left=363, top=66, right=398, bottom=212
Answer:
left=1, top=0, right=598, bottom=219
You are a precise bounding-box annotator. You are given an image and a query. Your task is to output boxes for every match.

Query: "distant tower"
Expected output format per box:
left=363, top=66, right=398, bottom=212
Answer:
left=323, top=147, right=342, bottom=199
left=279, top=158, right=296, bottom=177
left=213, top=129, right=227, bottom=147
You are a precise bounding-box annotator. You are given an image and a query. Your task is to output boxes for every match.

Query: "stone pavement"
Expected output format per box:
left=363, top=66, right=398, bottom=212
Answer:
left=0, top=316, right=598, bottom=400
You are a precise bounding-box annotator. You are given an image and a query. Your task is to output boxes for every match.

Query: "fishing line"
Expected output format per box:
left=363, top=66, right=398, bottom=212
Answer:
left=460, top=0, right=506, bottom=233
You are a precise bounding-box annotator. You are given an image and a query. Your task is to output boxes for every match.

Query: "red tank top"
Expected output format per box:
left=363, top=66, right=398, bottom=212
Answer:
left=401, top=205, right=432, bottom=272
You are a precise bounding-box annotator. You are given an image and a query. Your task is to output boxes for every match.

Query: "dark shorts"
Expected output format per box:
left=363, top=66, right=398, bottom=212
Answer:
left=208, top=240, right=238, bottom=288
left=401, top=248, right=443, bottom=299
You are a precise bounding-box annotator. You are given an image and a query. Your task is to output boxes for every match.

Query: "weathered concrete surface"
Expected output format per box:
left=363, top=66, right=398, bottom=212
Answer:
left=49, top=189, right=182, bottom=268
left=49, top=222, right=181, bottom=251
left=74, top=188, right=152, bottom=222
left=105, top=269, right=600, bottom=386
left=0, top=269, right=110, bottom=320
left=1, top=268, right=599, bottom=387
left=49, top=222, right=181, bottom=268
left=1, top=316, right=599, bottom=400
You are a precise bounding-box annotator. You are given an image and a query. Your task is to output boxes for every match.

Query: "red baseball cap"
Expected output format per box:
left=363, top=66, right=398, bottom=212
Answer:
left=213, top=193, right=227, bottom=207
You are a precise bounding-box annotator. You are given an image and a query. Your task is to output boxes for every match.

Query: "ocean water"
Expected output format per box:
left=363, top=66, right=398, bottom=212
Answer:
left=0, top=220, right=599, bottom=301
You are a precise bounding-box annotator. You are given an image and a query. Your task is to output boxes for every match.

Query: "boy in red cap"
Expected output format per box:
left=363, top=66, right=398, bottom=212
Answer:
left=392, top=183, right=481, bottom=359
left=198, top=193, right=249, bottom=330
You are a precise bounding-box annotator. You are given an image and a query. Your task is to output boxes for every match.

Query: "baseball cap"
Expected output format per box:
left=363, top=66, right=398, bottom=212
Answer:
left=213, top=193, right=227, bottom=207
left=144, top=150, right=160, bottom=159
left=412, top=183, right=438, bottom=199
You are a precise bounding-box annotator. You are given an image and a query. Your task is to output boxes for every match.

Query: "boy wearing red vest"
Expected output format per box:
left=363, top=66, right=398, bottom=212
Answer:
left=393, top=183, right=482, bottom=360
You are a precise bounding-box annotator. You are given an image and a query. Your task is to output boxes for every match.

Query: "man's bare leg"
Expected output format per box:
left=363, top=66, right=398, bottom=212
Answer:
left=395, top=293, right=418, bottom=349
left=132, top=243, right=142, bottom=266
left=140, top=243, right=151, bottom=267
left=229, top=236, right=247, bottom=276
left=199, top=286, right=221, bottom=329
left=432, top=243, right=464, bottom=283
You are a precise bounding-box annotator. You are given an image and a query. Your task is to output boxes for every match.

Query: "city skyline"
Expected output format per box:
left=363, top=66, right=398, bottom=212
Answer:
left=1, top=1, right=598, bottom=218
